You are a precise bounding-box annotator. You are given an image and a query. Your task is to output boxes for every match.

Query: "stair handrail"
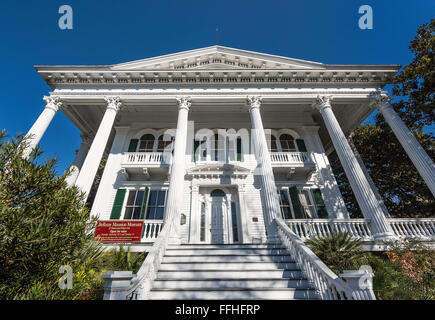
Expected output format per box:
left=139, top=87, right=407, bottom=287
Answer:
left=275, top=218, right=375, bottom=300
left=125, top=218, right=175, bottom=300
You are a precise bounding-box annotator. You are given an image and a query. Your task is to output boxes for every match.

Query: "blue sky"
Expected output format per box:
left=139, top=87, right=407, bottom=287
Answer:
left=0, top=0, right=433, bottom=174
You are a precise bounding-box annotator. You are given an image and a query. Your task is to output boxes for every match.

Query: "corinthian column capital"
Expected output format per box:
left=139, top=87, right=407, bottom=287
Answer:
left=104, top=96, right=122, bottom=112
left=43, top=96, right=63, bottom=112
left=176, top=96, right=191, bottom=110
left=312, top=95, right=333, bottom=112
left=372, top=90, right=392, bottom=110
left=247, top=96, right=262, bottom=110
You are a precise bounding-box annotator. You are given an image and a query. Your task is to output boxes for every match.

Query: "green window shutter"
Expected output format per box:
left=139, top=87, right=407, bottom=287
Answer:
left=110, top=189, right=126, bottom=220
left=296, top=139, right=307, bottom=152
left=192, top=140, right=200, bottom=162
left=127, top=139, right=139, bottom=152
left=311, top=188, right=328, bottom=218
left=139, top=187, right=150, bottom=220
left=289, top=187, right=305, bottom=219
left=237, top=138, right=243, bottom=162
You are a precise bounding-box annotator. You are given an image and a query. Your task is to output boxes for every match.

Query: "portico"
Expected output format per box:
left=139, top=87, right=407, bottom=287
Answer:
left=26, top=46, right=434, bottom=250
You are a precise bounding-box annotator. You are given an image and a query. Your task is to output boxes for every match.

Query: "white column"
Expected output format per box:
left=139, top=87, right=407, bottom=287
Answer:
left=164, top=96, right=191, bottom=242
left=248, top=96, right=281, bottom=240
left=65, top=134, right=91, bottom=186
left=375, top=93, right=435, bottom=197
left=313, top=96, right=394, bottom=240
left=75, top=97, right=122, bottom=200
left=90, top=127, right=130, bottom=219
left=23, top=96, right=62, bottom=158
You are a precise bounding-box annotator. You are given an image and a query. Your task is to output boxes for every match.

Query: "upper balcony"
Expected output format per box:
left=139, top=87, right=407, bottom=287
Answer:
left=270, top=151, right=316, bottom=180
left=120, top=152, right=171, bottom=179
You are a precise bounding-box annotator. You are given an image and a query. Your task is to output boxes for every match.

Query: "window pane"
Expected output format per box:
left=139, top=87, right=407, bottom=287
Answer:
left=157, top=136, right=172, bottom=152
left=200, top=202, right=206, bottom=241
left=280, top=190, right=290, bottom=206
left=126, top=191, right=136, bottom=206
left=155, top=208, right=164, bottom=220
left=135, top=191, right=144, bottom=206
left=156, top=191, right=166, bottom=206
left=231, top=201, right=239, bottom=242
left=124, top=207, right=133, bottom=220
left=146, top=207, right=155, bottom=219
left=149, top=191, right=158, bottom=206
left=282, top=206, right=292, bottom=219
left=270, top=136, right=278, bottom=152
left=132, top=207, right=142, bottom=219
left=280, top=134, right=296, bottom=152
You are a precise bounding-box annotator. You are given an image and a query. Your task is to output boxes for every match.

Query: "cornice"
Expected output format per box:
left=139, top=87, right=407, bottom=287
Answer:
left=38, top=68, right=396, bottom=90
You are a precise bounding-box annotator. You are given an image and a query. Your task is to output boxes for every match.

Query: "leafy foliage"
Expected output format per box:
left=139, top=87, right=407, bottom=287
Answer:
left=0, top=132, right=146, bottom=300
left=307, top=233, right=435, bottom=300
left=330, top=19, right=435, bottom=218
left=306, top=232, right=361, bottom=273
left=0, top=131, right=104, bottom=299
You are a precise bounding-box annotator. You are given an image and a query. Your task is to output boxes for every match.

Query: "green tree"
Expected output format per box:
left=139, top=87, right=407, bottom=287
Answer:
left=0, top=131, right=103, bottom=299
left=330, top=19, right=435, bottom=218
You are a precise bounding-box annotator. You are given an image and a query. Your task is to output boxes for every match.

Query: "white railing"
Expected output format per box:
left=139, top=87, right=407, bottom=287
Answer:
left=141, top=220, right=164, bottom=242
left=389, top=218, right=435, bottom=240
left=270, top=152, right=311, bottom=164
left=285, top=219, right=373, bottom=241
left=122, top=152, right=171, bottom=165
left=125, top=219, right=174, bottom=300
left=284, top=218, right=435, bottom=241
left=275, top=218, right=376, bottom=300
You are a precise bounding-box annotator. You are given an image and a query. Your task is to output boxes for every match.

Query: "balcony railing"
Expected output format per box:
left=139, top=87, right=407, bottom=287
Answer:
left=141, top=220, right=164, bottom=242
left=122, top=152, right=170, bottom=166
left=284, top=218, right=435, bottom=242
left=270, top=152, right=313, bottom=165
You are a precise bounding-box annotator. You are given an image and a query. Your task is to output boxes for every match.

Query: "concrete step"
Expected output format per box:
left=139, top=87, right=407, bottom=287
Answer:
left=167, top=244, right=286, bottom=250
left=159, top=261, right=298, bottom=271
left=149, top=288, right=319, bottom=300
left=152, top=278, right=311, bottom=289
left=165, top=248, right=289, bottom=256
left=157, top=269, right=304, bottom=279
left=162, top=254, right=294, bottom=263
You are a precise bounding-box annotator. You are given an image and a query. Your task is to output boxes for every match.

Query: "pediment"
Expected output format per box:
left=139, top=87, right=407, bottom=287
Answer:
left=110, top=46, right=325, bottom=71
left=187, top=163, right=250, bottom=177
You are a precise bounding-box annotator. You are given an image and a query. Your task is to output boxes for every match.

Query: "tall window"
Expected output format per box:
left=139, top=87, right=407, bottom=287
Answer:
left=268, top=135, right=279, bottom=152
left=231, top=201, right=239, bottom=242
left=278, top=189, right=293, bottom=219
left=279, top=134, right=296, bottom=152
left=138, top=134, right=155, bottom=152
left=298, top=189, right=316, bottom=219
left=200, top=202, right=206, bottom=242
left=211, top=134, right=226, bottom=161
left=278, top=186, right=327, bottom=219
left=146, top=190, right=167, bottom=219
left=124, top=190, right=145, bottom=220
left=122, top=189, right=167, bottom=220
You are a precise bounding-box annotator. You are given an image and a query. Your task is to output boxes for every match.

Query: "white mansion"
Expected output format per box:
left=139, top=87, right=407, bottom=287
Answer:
left=27, top=46, right=434, bottom=300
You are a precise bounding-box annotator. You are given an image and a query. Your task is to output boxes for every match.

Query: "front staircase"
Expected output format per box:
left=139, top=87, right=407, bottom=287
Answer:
left=103, top=219, right=376, bottom=300
left=148, top=243, right=319, bottom=300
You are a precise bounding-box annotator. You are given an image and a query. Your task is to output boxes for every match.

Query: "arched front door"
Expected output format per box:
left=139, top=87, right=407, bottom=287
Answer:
left=198, top=188, right=240, bottom=244
left=210, top=189, right=226, bottom=243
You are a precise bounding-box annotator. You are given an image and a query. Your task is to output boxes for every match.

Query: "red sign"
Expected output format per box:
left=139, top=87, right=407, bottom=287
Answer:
left=94, top=221, right=144, bottom=243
